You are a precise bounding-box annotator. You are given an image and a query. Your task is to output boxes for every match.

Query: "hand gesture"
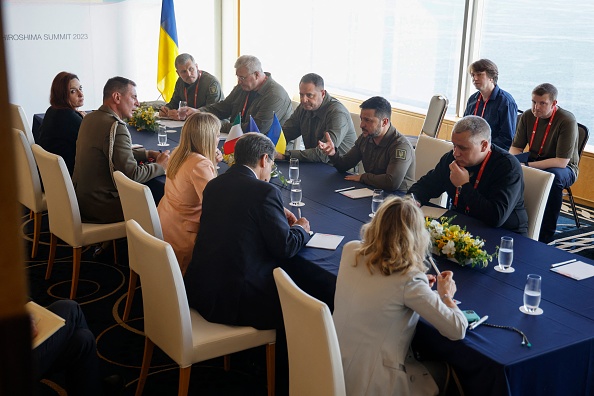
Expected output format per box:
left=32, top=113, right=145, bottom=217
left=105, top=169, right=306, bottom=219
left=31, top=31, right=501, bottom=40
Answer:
left=449, top=161, right=470, bottom=188
left=318, top=132, right=336, bottom=157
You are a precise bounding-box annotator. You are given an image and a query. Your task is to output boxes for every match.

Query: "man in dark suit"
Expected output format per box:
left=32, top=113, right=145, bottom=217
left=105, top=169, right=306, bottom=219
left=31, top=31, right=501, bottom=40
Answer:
left=185, top=132, right=311, bottom=330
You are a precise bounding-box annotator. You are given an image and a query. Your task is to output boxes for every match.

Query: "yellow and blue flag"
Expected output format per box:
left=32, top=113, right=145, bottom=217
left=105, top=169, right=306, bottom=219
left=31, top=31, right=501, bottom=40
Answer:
left=268, top=113, right=287, bottom=154
left=157, top=0, right=179, bottom=102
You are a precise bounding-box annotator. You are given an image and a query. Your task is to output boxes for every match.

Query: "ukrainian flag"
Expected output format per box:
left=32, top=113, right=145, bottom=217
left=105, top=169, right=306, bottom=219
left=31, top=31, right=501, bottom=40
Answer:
left=268, top=113, right=287, bottom=154
left=157, top=0, right=179, bottom=102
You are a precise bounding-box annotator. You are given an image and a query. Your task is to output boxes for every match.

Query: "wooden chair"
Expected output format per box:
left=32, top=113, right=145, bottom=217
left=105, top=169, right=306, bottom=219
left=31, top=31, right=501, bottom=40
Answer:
left=127, top=220, right=276, bottom=396
left=11, top=128, right=47, bottom=258
left=31, top=144, right=126, bottom=299
left=273, top=267, right=345, bottom=396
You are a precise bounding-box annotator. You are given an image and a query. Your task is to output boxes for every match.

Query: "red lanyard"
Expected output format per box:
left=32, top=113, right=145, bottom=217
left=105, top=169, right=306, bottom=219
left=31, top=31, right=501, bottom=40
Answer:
left=529, top=106, right=557, bottom=157
left=241, top=93, right=250, bottom=118
left=473, top=94, right=489, bottom=118
left=453, top=150, right=492, bottom=212
left=184, top=71, right=202, bottom=107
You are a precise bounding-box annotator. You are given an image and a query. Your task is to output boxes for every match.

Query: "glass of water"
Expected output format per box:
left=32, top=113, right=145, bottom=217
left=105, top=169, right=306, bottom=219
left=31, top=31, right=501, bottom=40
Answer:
left=523, top=274, right=542, bottom=313
left=178, top=100, right=188, bottom=120
left=289, top=158, right=299, bottom=182
left=157, top=125, right=168, bottom=146
left=498, top=236, right=514, bottom=272
left=290, top=180, right=303, bottom=206
left=370, top=189, right=384, bottom=218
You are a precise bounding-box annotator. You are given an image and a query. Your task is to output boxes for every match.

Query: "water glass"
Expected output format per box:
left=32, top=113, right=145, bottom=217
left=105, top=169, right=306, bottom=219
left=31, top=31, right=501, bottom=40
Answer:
left=178, top=100, right=188, bottom=120
left=290, top=180, right=302, bottom=205
left=157, top=125, right=168, bottom=146
left=289, top=158, right=299, bottom=182
left=370, top=189, right=384, bottom=217
left=523, top=274, right=542, bottom=313
left=498, top=236, right=514, bottom=270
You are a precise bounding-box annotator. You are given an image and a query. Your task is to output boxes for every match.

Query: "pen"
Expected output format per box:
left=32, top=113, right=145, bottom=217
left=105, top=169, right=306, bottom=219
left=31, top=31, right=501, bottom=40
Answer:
left=551, top=259, right=576, bottom=268
left=335, top=186, right=355, bottom=193
left=298, top=208, right=301, bottom=218
left=428, top=256, right=441, bottom=276
left=469, top=315, right=488, bottom=330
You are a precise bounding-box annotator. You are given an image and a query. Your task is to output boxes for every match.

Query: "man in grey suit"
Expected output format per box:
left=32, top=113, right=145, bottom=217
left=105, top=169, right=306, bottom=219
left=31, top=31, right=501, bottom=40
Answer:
left=73, top=77, right=169, bottom=223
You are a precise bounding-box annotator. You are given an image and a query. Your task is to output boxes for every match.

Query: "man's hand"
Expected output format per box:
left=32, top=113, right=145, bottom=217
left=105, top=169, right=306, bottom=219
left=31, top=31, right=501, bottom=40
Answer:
left=344, top=174, right=362, bottom=182
left=449, top=161, right=470, bottom=187
left=156, top=150, right=170, bottom=169
left=284, top=208, right=297, bottom=225
left=274, top=151, right=285, bottom=160
left=159, top=106, right=170, bottom=117
left=295, top=217, right=311, bottom=233
left=318, top=132, right=336, bottom=157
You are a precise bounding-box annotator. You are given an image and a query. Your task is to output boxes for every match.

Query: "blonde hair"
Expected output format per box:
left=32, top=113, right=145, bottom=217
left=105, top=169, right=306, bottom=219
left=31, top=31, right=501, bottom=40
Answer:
left=166, top=112, right=220, bottom=179
left=356, top=196, right=430, bottom=276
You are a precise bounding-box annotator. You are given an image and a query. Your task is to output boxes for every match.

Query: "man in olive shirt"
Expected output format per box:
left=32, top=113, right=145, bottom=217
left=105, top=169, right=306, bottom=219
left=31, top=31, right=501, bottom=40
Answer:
left=278, top=73, right=356, bottom=163
left=318, top=96, right=415, bottom=192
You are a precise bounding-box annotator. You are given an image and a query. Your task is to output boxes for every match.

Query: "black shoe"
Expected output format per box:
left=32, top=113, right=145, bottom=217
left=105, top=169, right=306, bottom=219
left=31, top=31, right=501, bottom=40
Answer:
left=102, top=374, right=125, bottom=395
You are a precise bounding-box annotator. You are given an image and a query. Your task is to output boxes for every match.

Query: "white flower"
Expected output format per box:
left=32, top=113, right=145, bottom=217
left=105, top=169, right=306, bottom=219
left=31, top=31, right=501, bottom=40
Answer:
left=473, top=239, right=484, bottom=248
left=441, top=240, right=456, bottom=256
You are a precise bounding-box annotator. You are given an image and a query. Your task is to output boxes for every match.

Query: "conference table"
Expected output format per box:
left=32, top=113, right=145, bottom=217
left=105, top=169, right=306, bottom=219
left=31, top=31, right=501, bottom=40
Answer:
left=34, top=112, right=593, bottom=395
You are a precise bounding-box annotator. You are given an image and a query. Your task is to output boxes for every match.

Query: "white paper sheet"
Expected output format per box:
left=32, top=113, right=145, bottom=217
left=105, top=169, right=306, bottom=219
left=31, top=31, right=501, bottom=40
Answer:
left=306, top=233, right=344, bottom=250
left=550, top=261, right=594, bottom=280
left=340, top=188, right=374, bottom=199
left=421, top=206, right=448, bottom=219
left=157, top=119, right=185, bottom=128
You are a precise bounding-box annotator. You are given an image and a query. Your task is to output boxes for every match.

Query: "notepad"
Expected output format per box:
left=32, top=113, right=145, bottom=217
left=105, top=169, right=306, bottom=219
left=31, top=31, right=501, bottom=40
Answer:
left=340, top=188, right=374, bottom=199
left=26, top=301, right=66, bottom=349
left=550, top=260, right=594, bottom=280
left=306, top=233, right=344, bottom=250
left=421, top=206, right=448, bottom=219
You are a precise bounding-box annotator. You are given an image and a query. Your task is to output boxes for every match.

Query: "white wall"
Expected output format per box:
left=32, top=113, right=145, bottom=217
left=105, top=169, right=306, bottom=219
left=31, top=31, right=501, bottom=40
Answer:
left=2, top=0, right=217, bottom=124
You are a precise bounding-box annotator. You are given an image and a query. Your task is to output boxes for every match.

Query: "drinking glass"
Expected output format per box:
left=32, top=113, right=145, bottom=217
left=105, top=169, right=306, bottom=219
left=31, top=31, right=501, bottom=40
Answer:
left=290, top=180, right=303, bottom=206
left=157, top=125, right=168, bottom=146
left=523, top=274, right=542, bottom=313
left=498, top=236, right=514, bottom=271
left=178, top=100, right=188, bottom=120
left=370, top=189, right=384, bottom=217
left=289, top=158, right=299, bottom=182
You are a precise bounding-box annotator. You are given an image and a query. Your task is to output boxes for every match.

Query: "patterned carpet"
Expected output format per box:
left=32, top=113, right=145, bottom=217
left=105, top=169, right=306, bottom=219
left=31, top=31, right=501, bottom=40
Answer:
left=550, top=202, right=594, bottom=259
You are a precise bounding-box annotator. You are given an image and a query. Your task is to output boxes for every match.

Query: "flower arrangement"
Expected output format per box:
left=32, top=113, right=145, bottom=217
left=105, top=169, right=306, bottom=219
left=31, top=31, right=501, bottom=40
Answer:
left=128, top=104, right=158, bottom=132
left=426, top=216, right=497, bottom=268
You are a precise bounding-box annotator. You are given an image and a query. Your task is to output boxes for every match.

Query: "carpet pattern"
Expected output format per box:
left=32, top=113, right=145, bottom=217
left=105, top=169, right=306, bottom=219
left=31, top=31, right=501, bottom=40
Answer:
left=550, top=202, right=594, bottom=259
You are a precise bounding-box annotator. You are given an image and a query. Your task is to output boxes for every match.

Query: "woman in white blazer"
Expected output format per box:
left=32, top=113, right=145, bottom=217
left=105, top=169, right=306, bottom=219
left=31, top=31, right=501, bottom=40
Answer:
left=333, top=196, right=468, bottom=396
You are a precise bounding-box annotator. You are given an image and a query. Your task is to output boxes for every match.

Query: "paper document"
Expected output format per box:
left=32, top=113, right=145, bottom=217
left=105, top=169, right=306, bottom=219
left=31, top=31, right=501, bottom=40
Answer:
left=421, top=206, right=448, bottom=219
left=306, top=233, right=345, bottom=250
left=157, top=119, right=185, bottom=128
left=550, top=260, right=594, bottom=280
left=340, top=188, right=374, bottom=199
left=26, top=301, right=66, bottom=348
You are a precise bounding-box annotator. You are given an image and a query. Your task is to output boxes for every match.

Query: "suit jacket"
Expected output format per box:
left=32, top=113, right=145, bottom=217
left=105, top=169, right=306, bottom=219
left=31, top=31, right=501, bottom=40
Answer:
left=184, top=164, right=310, bottom=330
left=73, top=105, right=164, bottom=223
left=157, top=153, right=216, bottom=273
left=333, top=241, right=467, bottom=396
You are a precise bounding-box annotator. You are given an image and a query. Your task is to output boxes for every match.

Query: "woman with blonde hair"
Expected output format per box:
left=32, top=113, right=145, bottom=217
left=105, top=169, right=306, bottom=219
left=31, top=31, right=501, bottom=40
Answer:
left=158, top=112, right=220, bottom=273
left=333, top=196, right=467, bottom=396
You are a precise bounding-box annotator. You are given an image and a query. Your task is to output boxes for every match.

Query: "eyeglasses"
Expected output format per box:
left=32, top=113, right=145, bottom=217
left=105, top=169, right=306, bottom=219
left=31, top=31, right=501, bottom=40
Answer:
left=236, top=72, right=254, bottom=82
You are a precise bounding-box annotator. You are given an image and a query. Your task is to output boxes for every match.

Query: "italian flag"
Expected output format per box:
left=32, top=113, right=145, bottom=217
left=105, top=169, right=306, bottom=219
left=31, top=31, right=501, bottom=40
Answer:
left=224, top=114, right=243, bottom=154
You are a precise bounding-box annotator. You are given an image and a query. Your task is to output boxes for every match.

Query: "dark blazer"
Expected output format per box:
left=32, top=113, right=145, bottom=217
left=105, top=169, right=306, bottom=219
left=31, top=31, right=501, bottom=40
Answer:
left=38, top=107, right=83, bottom=176
left=184, top=164, right=310, bottom=329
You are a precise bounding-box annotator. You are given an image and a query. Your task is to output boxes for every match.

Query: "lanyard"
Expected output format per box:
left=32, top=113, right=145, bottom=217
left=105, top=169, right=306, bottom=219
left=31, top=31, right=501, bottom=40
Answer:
left=184, top=71, right=202, bottom=107
left=529, top=106, right=557, bottom=158
left=453, top=150, right=492, bottom=213
left=241, top=93, right=250, bottom=118
left=473, top=94, right=489, bottom=118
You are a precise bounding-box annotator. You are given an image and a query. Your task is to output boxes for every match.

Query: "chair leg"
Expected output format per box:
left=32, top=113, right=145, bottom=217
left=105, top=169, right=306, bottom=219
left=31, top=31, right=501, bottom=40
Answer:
left=266, top=342, right=276, bottom=396
left=113, top=239, right=118, bottom=265
left=178, top=366, right=192, bottom=396
left=224, top=355, right=231, bottom=371
left=45, top=233, right=57, bottom=280
left=135, top=337, right=155, bottom=396
left=31, top=211, right=42, bottom=258
left=567, top=188, right=581, bottom=228
left=29, top=209, right=34, bottom=220
left=122, top=270, right=138, bottom=321
left=70, top=247, right=82, bottom=299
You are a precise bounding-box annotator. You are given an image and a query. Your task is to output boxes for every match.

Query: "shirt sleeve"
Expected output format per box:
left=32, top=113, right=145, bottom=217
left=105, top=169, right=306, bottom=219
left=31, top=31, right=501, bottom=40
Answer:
left=360, top=141, right=414, bottom=191
left=205, top=80, right=224, bottom=106
left=329, top=138, right=363, bottom=172
left=511, top=113, right=529, bottom=150
left=112, top=123, right=164, bottom=182
left=408, top=153, right=452, bottom=204
left=554, top=118, right=578, bottom=159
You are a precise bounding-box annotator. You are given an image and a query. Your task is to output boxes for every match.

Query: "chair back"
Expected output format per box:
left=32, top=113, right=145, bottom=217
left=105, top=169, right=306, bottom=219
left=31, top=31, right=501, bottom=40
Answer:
left=577, top=123, right=589, bottom=163
left=420, top=95, right=448, bottom=138
left=31, top=144, right=83, bottom=246
left=273, top=268, right=346, bottom=396
left=522, top=166, right=554, bottom=241
left=9, top=103, right=34, bottom=144
left=113, top=171, right=163, bottom=240
left=350, top=112, right=363, bottom=137
left=11, top=128, right=46, bottom=213
left=126, top=219, right=194, bottom=366
left=414, top=135, right=453, bottom=207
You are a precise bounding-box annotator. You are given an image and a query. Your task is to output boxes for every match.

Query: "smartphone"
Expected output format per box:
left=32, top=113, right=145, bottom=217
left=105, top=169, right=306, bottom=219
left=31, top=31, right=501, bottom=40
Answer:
left=463, top=310, right=480, bottom=323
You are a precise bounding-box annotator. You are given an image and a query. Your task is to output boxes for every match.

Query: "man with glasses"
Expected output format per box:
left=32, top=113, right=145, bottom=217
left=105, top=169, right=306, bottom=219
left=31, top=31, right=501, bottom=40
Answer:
left=195, top=55, right=293, bottom=134
left=159, top=53, right=224, bottom=120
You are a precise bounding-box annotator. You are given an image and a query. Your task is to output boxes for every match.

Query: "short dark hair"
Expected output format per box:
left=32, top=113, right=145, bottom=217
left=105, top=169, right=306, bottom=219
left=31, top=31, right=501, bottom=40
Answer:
left=103, top=77, right=136, bottom=101
left=360, top=96, right=392, bottom=120
left=469, top=59, right=499, bottom=85
left=50, top=71, right=79, bottom=109
left=300, top=73, right=324, bottom=89
left=175, top=53, right=195, bottom=68
left=452, top=115, right=491, bottom=143
left=532, top=83, right=558, bottom=102
left=234, top=132, right=275, bottom=168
